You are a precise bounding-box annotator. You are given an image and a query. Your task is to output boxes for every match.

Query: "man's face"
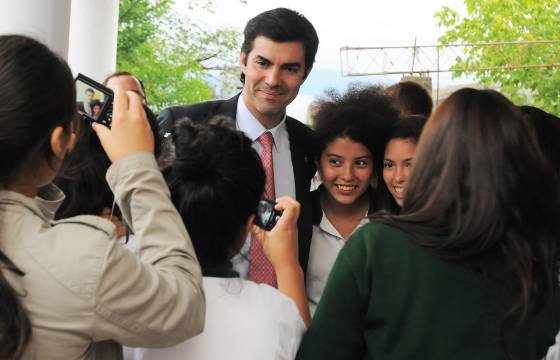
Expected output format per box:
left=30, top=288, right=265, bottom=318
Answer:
left=85, top=90, right=94, bottom=102
left=240, top=36, right=307, bottom=127
left=106, top=75, right=146, bottom=104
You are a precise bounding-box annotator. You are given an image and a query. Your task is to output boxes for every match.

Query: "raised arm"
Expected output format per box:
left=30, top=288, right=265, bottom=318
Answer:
left=91, top=88, right=205, bottom=347
left=253, top=196, right=311, bottom=326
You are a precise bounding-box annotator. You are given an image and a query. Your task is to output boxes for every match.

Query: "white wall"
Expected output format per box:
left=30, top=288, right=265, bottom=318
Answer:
left=0, top=0, right=72, bottom=58
left=0, top=0, right=119, bottom=82
left=68, top=0, right=120, bottom=81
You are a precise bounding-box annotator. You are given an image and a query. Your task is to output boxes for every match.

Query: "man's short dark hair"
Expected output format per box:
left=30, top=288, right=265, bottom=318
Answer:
left=85, top=88, right=94, bottom=94
left=387, top=81, right=433, bottom=117
left=240, top=7, right=319, bottom=83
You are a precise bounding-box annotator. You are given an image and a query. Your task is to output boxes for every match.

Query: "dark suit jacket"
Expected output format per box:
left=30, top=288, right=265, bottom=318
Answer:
left=77, top=101, right=90, bottom=114
left=157, top=93, right=317, bottom=274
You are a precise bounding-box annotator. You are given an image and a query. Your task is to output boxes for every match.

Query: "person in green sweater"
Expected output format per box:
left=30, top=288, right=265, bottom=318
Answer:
left=297, top=88, right=560, bottom=360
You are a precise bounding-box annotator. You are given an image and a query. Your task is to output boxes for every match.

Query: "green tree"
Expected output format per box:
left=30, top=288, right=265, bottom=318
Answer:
left=435, top=0, right=560, bottom=114
left=117, top=0, right=241, bottom=112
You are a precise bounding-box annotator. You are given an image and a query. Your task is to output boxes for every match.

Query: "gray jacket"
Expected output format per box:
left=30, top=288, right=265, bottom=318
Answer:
left=0, top=152, right=205, bottom=359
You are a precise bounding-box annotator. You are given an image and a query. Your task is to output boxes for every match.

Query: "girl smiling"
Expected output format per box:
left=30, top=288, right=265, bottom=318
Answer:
left=306, top=85, right=397, bottom=314
left=380, top=115, right=427, bottom=213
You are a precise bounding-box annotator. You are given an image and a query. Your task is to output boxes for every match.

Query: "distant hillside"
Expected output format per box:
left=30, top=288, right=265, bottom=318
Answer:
left=299, top=68, right=396, bottom=96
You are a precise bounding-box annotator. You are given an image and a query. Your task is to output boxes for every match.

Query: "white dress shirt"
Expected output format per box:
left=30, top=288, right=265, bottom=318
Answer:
left=546, top=329, right=560, bottom=359
left=124, top=277, right=305, bottom=360
left=235, top=93, right=296, bottom=199
left=231, top=93, right=296, bottom=278
left=306, top=211, right=370, bottom=315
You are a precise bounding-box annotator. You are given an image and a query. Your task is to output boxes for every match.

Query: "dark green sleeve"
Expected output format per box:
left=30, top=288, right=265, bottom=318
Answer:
left=297, top=232, right=369, bottom=359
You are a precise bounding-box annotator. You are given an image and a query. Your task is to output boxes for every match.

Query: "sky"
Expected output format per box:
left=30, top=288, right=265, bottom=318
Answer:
left=176, top=0, right=471, bottom=121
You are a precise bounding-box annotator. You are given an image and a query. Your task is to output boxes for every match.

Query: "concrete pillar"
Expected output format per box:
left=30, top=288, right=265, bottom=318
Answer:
left=68, top=0, right=120, bottom=82
left=0, top=0, right=72, bottom=59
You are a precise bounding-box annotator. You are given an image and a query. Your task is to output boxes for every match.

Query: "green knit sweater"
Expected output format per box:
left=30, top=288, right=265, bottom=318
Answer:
left=297, top=223, right=559, bottom=360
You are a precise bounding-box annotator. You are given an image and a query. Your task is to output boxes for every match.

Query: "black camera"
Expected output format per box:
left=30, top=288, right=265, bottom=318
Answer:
left=75, top=73, right=113, bottom=127
left=253, top=199, right=282, bottom=231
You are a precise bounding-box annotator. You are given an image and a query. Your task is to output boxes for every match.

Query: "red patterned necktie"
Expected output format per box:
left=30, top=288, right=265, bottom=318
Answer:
left=247, top=131, right=277, bottom=287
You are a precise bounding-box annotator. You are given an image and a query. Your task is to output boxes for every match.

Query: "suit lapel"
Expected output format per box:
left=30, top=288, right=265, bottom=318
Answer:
left=285, top=117, right=315, bottom=272
left=286, top=118, right=307, bottom=201
left=217, top=93, right=240, bottom=123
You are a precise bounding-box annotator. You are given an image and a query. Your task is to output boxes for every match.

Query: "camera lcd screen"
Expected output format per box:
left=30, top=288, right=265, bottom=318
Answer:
left=254, top=199, right=282, bottom=231
left=257, top=201, right=275, bottom=226
left=75, top=73, right=113, bottom=126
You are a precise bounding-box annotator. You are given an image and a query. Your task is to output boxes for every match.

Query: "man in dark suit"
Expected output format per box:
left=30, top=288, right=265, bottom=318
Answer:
left=77, top=88, right=95, bottom=116
left=157, top=8, right=319, bottom=284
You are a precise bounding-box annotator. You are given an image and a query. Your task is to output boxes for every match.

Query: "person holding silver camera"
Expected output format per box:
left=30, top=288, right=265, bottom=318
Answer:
left=125, top=118, right=309, bottom=360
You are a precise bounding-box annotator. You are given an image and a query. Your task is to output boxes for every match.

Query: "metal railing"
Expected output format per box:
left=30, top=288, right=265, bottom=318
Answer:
left=340, top=40, right=560, bottom=76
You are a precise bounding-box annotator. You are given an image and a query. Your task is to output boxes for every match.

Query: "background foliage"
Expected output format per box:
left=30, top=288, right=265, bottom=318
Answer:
left=436, top=0, right=560, bottom=114
left=117, top=0, right=242, bottom=112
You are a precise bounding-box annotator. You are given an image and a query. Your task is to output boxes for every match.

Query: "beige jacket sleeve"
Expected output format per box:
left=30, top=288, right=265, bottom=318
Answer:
left=91, top=152, right=205, bottom=347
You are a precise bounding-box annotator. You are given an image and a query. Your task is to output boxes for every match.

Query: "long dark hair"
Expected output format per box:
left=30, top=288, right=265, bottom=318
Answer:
left=55, top=106, right=160, bottom=220
left=376, top=88, right=560, bottom=325
left=54, top=123, right=113, bottom=219
left=519, top=106, right=560, bottom=179
left=163, top=117, right=265, bottom=277
left=0, top=35, right=76, bottom=359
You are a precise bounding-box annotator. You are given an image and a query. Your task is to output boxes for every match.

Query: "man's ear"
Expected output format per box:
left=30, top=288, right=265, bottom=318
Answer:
left=302, top=64, right=313, bottom=81
left=50, top=126, right=75, bottom=160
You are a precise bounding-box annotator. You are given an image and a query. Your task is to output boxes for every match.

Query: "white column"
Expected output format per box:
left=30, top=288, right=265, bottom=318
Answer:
left=0, top=0, right=72, bottom=59
left=68, top=0, right=120, bottom=82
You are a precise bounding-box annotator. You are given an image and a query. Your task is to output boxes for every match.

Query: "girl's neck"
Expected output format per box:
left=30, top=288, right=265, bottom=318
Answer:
left=7, top=181, right=38, bottom=198
left=320, top=189, right=371, bottom=240
left=7, top=156, right=57, bottom=198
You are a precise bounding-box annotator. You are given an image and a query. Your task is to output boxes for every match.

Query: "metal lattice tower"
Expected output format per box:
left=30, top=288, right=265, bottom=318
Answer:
left=340, top=40, right=560, bottom=102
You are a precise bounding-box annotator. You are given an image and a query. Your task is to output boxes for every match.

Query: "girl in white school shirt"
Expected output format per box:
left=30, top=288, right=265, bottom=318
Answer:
left=126, top=118, right=309, bottom=360
left=306, top=85, right=398, bottom=314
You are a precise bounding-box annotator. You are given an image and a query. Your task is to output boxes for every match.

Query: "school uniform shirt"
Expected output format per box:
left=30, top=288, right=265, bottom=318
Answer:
left=306, top=210, right=369, bottom=315
left=125, top=277, right=306, bottom=360
left=297, top=223, right=560, bottom=360
left=546, top=333, right=560, bottom=360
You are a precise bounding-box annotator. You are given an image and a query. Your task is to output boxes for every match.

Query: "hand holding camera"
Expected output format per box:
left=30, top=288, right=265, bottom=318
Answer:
left=91, top=85, right=154, bottom=163
left=251, top=196, right=300, bottom=272
left=75, top=73, right=114, bottom=127
left=253, top=199, right=282, bottom=231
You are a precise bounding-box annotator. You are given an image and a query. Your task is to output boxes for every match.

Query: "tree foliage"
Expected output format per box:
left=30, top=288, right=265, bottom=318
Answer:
left=435, top=0, right=560, bottom=114
left=117, top=0, right=241, bottom=112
